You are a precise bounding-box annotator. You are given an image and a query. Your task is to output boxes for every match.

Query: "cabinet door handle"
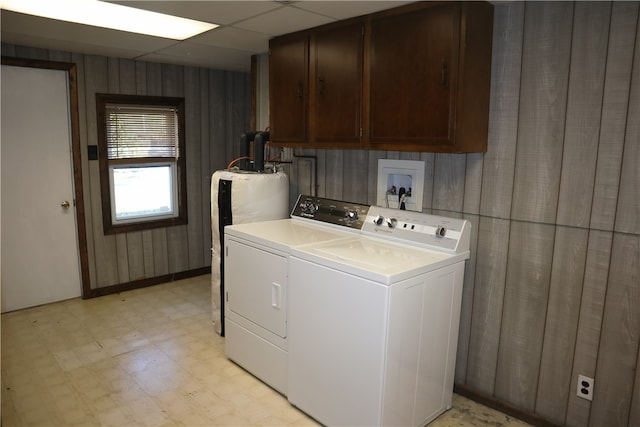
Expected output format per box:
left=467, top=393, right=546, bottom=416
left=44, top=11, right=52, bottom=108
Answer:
left=440, top=61, right=447, bottom=86
left=297, top=81, right=303, bottom=99
left=318, top=77, right=325, bottom=96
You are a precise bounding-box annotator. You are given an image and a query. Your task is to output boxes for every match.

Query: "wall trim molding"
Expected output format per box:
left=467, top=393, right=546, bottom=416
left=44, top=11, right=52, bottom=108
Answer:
left=88, top=267, right=211, bottom=298
left=454, top=384, right=561, bottom=427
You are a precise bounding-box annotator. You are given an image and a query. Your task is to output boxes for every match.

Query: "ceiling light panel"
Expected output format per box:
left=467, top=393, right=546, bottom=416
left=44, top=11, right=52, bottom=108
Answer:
left=0, top=0, right=218, bottom=40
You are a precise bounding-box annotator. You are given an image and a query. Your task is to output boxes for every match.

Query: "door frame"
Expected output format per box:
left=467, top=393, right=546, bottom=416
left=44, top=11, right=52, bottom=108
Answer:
left=2, top=56, right=91, bottom=298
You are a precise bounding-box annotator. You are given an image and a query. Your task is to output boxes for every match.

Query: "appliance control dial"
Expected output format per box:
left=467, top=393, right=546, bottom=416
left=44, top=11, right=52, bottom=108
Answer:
left=374, top=215, right=385, bottom=226
left=386, top=218, right=398, bottom=228
left=436, top=225, right=447, bottom=238
left=346, top=210, right=358, bottom=220
left=301, top=201, right=318, bottom=214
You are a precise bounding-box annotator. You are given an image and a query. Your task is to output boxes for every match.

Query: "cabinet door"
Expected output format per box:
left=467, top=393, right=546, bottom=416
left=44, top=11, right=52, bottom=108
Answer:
left=311, top=22, right=364, bottom=145
left=368, top=3, right=460, bottom=148
left=269, top=34, right=308, bottom=143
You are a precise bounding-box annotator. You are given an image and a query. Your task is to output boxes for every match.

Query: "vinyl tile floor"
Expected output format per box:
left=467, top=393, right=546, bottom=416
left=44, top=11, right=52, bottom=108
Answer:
left=1, top=274, right=530, bottom=427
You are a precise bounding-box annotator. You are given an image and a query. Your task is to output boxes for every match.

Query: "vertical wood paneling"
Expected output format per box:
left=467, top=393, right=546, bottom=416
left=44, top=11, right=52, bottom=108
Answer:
left=614, top=20, right=640, bottom=235
left=590, top=234, right=640, bottom=427
left=1, top=43, right=17, bottom=56
left=630, top=363, right=640, bottom=427
left=312, top=149, right=326, bottom=197
left=511, top=2, right=573, bottom=224
left=343, top=150, right=368, bottom=204
left=209, top=70, right=227, bottom=170
left=199, top=69, right=212, bottom=266
left=162, top=64, right=189, bottom=274
left=48, top=50, right=72, bottom=63
left=565, top=230, right=612, bottom=427
left=109, top=59, right=130, bottom=284
left=185, top=66, right=204, bottom=270
left=135, top=61, right=147, bottom=95
left=535, top=226, right=588, bottom=424
left=293, top=154, right=315, bottom=198
left=463, top=154, right=483, bottom=214
left=590, top=2, right=639, bottom=231
left=419, top=152, right=435, bottom=212
left=555, top=2, right=610, bottom=228
left=479, top=1, right=524, bottom=219
left=432, top=153, right=465, bottom=212
left=85, top=55, right=119, bottom=287
left=226, top=72, right=247, bottom=161
left=324, top=150, right=344, bottom=200
left=367, top=150, right=386, bottom=205
left=455, top=213, right=479, bottom=384
left=15, top=45, right=47, bottom=60
left=125, top=232, right=144, bottom=281
left=466, top=217, right=510, bottom=394
left=495, top=221, right=555, bottom=411
left=72, top=52, right=98, bottom=288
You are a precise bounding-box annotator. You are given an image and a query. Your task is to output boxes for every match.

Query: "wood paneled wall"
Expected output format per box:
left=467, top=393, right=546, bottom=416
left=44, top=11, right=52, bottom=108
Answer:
left=1, top=43, right=251, bottom=290
left=286, top=2, right=639, bottom=426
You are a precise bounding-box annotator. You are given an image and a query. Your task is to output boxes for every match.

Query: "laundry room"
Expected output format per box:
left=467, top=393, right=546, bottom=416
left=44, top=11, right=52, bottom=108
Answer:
left=1, top=1, right=638, bottom=426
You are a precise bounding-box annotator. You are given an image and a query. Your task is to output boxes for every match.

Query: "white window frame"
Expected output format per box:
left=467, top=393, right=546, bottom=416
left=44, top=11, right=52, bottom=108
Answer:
left=109, top=161, right=179, bottom=224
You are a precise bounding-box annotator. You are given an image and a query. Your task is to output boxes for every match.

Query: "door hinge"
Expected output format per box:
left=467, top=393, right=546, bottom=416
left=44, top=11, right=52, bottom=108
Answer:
left=360, top=128, right=363, bottom=138
left=226, top=291, right=229, bottom=302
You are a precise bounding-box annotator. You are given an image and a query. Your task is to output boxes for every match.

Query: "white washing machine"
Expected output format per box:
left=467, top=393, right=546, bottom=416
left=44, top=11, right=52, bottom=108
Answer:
left=223, top=196, right=370, bottom=394
left=287, top=204, right=470, bottom=427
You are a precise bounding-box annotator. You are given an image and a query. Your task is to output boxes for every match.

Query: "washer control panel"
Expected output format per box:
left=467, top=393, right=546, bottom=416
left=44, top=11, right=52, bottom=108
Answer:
left=362, top=206, right=470, bottom=253
left=291, top=195, right=370, bottom=229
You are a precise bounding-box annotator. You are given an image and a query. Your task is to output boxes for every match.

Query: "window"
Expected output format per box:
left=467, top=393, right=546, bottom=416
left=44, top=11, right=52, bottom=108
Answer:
left=96, top=94, right=187, bottom=234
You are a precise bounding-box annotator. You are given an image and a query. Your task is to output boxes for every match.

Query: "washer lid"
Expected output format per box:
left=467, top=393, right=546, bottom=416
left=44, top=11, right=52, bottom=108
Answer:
left=225, top=219, right=353, bottom=252
left=290, top=236, right=467, bottom=284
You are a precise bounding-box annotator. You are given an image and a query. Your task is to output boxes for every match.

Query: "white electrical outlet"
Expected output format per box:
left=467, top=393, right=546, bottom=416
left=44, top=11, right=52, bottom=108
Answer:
left=577, top=374, right=594, bottom=401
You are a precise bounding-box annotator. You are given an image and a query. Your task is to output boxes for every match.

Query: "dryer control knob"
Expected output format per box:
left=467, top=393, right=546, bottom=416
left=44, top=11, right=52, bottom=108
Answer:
left=301, top=201, right=318, bottom=214
left=346, top=210, right=358, bottom=220
left=374, top=215, right=385, bottom=226
left=386, top=218, right=398, bottom=228
left=436, top=225, right=447, bottom=238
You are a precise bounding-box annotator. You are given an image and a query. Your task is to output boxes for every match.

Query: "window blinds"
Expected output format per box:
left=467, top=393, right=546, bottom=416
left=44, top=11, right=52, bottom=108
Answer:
left=105, top=104, right=179, bottom=160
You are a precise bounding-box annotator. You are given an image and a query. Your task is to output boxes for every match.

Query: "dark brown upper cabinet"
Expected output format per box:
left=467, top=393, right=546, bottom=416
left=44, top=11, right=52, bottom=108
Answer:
left=269, top=33, right=308, bottom=143
left=269, top=20, right=364, bottom=147
left=311, top=21, right=364, bottom=146
left=268, top=1, right=493, bottom=153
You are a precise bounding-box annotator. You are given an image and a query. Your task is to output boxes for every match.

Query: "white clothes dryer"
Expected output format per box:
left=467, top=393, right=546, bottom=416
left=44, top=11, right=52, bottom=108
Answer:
left=223, top=197, right=370, bottom=394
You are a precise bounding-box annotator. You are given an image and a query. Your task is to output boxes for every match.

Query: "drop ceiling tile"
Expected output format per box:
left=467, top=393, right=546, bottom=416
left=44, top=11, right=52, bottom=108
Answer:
left=293, top=1, right=414, bottom=20
left=149, top=42, right=251, bottom=71
left=190, top=27, right=271, bottom=53
left=1, top=31, right=150, bottom=60
left=139, top=51, right=250, bottom=72
left=233, top=6, right=336, bottom=36
left=108, top=1, right=283, bottom=25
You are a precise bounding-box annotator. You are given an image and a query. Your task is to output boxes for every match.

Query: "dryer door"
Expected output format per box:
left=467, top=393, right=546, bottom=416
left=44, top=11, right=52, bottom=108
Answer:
left=225, top=238, right=287, bottom=338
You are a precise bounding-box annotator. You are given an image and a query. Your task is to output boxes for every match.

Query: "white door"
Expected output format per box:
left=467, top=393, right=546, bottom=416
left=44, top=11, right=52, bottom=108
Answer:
left=1, top=64, right=82, bottom=312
